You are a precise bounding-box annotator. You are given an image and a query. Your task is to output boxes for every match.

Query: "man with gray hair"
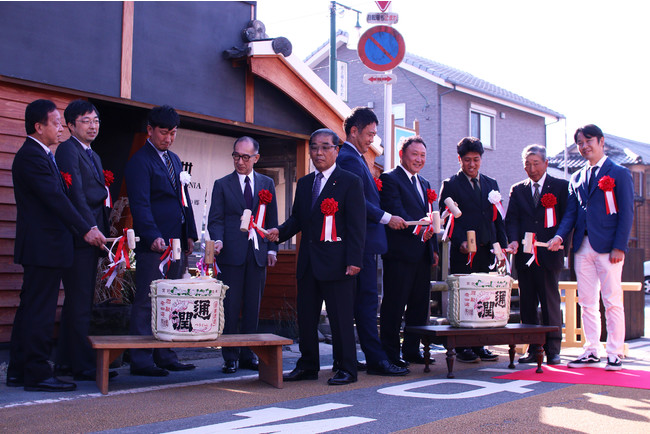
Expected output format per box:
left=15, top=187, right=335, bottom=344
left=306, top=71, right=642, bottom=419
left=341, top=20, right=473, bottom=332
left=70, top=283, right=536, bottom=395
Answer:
left=505, top=145, right=568, bottom=365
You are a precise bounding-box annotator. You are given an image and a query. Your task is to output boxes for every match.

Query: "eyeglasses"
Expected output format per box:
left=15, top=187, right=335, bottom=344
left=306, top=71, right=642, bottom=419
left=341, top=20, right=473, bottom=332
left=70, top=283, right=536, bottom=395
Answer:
left=309, top=145, right=338, bottom=153
left=77, top=119, right=100, bottom=126
left=232, top=152, right=258, bottom=162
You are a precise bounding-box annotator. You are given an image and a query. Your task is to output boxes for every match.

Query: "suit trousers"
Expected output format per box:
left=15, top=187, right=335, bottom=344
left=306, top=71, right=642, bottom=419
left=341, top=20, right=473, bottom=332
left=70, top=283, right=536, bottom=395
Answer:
left=295, top=267, right=357, bottom=377
left=8, top=265, right=63, bottom=384
left=353, top=253, right=387, bottom=365
left=56, top=245, right=101, bottom=374
left=129, top=251, right=185, bottom=370
left=380, top=256, right=431, bottom=360
left=220, top=242, right=266, bottom=363
left=517, top=262, right=563, bottom=356
left=574, top=236, right=625, bottom=358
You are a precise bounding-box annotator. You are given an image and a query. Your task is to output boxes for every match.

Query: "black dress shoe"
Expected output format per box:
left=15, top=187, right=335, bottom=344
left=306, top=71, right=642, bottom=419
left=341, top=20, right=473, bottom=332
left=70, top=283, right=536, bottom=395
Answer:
left=6, top=376, right=24, bottom=387
left=367, top=360, right=409, bottom=376
left=403, top=353, right=435, bottom=364
left=222, top=360, right=237, bottom=374
left=73, top=370, right=119, bottom=381
left=518, top=354, right=537, bottom=364
left=456, top=349, right=480, bottom=363
left=283, top=368, right=318, bottom=382
left=54, top=364, right=72, bottom=377
left=159, top=361, right=196, bottom=371
left=390, top=358, right=410, bottom=368
left=239, top=359, right=259, bottom=371
left=547, top=354, right=562, bottom=365
left=131, top=366, right=169, bottom=377
left=24, top=377, right=77, bottom=392
left=327, top=370, right=356, bottom=385
left=475, top=348, right=498, bottom=361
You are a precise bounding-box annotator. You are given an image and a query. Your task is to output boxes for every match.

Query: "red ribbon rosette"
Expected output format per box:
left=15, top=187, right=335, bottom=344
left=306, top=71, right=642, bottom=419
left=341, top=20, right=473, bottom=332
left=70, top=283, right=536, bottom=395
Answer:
left=598, top=176, right=618, bottom=214
left=320, top=198, right=339, bottom=242
left=374, top=177, right=382, bottom=192
left=60, top=171, right=72, bottom=188
left=103, top=170, right=114, bottom=207
left=258, top=189, right=272, bottom=205
left=103, top=170, right=114, bottom=187
left=540, top=193, right=557, bottom=227
left=426, top=188, right=437, bottom=213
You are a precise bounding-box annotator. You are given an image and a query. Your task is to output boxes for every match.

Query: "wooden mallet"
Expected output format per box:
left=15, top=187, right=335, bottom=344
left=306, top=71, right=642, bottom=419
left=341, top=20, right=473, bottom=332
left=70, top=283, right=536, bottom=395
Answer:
left=522, top=232, right=563, bottom=254
left=240, top=208, right=270, bottom=235
left=467, top=230, right=477, bottom=253
left=205, top=240, right=215, bottom=265
left=106, top=229, right=139, bottom=250
left=444, top=197, right=462, bottom=218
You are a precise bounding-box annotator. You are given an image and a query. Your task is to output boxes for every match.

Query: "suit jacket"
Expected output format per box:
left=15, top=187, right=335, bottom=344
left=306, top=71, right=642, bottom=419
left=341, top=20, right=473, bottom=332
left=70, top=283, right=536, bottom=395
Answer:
left=277, top=166, right=365, bottom=281
left=55, top=137, right=109, bottom=246
left=380, top=166, right=437, bottom=264
left=125, top=141, right=198, bottom=252
left=336, top=142, right=387, bottom=255
left=12, top=138, right=91, bottom=267
left=439, top=171, right=507, bottom=247
left=208, top=171, right=278, bottom=267
left=505, top=174, right=569, bottom=270
left=555, top=157, right=634, bottom=253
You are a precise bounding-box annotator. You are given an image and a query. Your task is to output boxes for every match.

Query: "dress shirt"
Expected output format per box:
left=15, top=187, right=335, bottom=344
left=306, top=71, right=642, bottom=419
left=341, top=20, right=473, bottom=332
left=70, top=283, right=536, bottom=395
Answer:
left=530, top=172, right=547, bottom=197
left=237, top=171, right=255, bottom=195
left=399, top=164, right=424, bottom=203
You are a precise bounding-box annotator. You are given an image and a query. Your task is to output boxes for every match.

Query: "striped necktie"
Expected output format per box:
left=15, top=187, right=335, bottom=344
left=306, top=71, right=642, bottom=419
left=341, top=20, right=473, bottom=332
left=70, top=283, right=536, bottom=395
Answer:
left=163, top=151, right=178, bottom=190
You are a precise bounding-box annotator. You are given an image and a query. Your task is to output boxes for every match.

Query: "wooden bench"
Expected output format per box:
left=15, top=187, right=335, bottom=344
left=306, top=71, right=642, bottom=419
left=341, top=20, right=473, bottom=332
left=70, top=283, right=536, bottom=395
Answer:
left=405, top=324, right=559, bottom=378
left=88, top=333, right=293, bottom=394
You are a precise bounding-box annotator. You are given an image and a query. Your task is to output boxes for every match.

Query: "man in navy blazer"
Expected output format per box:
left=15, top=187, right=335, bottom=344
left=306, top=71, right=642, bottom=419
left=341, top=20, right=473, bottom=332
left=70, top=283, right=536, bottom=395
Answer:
left=208, top=136, right=278, bottom=374
left=7, top=99, right=105, bottom=392
left=336, top=107, right=408, bottom=376
left=379, top=136, right=439, bottom=364
left=439, top=137, right=507, bottom=363
left=55, top=100, right=113, bottom=381
left=505, top=145, right=569, bottom=365
left=548, top=124, right=634, bottom=371
left=268, top=129, right=365, bottom=385
left=125, top=105, right=198, bottom=376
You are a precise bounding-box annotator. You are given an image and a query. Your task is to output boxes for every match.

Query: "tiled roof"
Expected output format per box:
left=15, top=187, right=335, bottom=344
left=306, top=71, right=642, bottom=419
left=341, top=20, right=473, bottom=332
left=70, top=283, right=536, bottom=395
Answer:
left=548, top=133, right=648, bottom=171
left=402, top=53, right=564, bottom=119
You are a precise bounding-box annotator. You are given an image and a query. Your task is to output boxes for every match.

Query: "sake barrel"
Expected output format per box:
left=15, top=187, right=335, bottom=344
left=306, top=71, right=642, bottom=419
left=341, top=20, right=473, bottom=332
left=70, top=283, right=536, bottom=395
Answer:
left=150, top=277, right=228, bottom=341
left=447, top=273, right=512, bottom=328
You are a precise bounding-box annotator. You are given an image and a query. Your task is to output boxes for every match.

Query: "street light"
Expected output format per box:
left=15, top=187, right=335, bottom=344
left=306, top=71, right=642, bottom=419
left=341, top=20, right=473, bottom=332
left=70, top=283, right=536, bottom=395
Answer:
left=330, top=1, right=362, bottom=93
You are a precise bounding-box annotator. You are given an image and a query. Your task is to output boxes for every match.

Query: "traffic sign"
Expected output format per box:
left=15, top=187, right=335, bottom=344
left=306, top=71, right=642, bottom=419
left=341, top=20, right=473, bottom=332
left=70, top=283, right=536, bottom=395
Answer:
left=375, top=1, right=391, bottom=12
left=363, top=73, right=397, bottom=84
left=367, top=12, right=399, bottom=25
left=357, top=25, right=406, bottom=72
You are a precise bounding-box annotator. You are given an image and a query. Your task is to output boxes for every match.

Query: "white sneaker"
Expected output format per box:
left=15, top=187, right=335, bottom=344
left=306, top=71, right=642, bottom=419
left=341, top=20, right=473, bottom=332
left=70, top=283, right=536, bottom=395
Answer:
left=567, top=353, right=600, bottom=368
left=605, top=355, right=622, bottom=371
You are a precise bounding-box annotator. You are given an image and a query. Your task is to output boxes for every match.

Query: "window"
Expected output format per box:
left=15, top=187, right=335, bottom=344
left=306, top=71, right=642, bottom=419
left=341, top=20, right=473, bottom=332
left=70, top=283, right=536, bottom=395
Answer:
left=392, top=103, right=406, bottom=127
left=470, top=104, right=496, bottom=149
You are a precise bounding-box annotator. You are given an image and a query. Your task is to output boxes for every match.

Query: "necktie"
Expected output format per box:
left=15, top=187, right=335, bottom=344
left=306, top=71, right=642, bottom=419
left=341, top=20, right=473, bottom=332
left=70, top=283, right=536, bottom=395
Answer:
left=312, top=172, right=323, bottom=208
left=48, top=152, right=65, bottom=189
left=411, top=175, right=424, bottom=205
left=163, top=151, right=178, bottom=190
left=244, top=176, right=253, bottom=209
left=533, top=182, right=540, bottom=206
left=471, top=177, right=481, bottom=201
left=47, top=151, right=58, bottom=170
left=588, top=166, right=598, bottom=191
left=86, top=148, right=101, bottom=178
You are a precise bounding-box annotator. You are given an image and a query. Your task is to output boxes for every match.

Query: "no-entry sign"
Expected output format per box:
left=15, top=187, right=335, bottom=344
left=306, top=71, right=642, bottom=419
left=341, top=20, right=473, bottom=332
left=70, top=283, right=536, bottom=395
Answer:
left=357, top=25, right=405, bottom=72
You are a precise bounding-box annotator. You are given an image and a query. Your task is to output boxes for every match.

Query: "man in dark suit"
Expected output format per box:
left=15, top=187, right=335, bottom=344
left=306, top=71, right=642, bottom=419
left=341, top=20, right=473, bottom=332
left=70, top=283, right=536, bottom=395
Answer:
left=54, top=100, right=114, bottom=381
left=208, top=136, right=278, bottom=374
left=505, top=145, right=568, bottom=365
left=125, top=105, right=198, bottom=376
left=7, top=99, right=105, bottom=392
left=336, top=107, right=408, bottom=376
left=379, top=136, right=439, bottom=364
left=548, top=124, right=634, bottom=371
left=267, top=128, right=365, bottom=385
left=439, top=137, right=507, bottom=363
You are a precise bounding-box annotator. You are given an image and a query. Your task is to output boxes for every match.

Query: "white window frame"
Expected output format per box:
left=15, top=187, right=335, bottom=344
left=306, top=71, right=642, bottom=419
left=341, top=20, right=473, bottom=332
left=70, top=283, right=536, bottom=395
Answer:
left=392, top=103, right=406, bottom=127
left=469, top=103, right=496, bottom=150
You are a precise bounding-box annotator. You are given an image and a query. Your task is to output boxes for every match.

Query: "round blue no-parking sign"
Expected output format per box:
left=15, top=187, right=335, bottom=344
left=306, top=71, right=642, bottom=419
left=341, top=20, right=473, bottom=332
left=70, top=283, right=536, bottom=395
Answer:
left=357, top=25, right=406, bottom=72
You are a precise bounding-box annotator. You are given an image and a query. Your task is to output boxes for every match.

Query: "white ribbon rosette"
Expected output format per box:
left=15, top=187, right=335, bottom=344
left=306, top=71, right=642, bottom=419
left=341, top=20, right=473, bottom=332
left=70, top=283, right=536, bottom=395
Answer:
left=488, top=190, right=506, bottom=221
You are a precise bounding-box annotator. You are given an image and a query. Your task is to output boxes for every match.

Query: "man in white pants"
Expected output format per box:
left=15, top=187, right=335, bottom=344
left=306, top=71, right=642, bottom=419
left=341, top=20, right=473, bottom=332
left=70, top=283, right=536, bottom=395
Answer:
left=548, top=124, right=634, bottom=371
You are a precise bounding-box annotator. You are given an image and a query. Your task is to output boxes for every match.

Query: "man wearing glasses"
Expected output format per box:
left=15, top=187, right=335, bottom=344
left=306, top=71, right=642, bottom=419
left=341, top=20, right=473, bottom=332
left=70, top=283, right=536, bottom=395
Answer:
left=54, top=100, right=112, bottom=381
left=267, top=128, right=365, bottom=385
left=208, top=136, right=278, bottom=374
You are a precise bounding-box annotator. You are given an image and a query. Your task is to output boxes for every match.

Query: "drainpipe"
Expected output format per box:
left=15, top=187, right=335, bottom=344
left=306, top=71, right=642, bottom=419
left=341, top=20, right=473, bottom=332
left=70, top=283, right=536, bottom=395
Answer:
left=438, top=86, right=456, bottom=189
